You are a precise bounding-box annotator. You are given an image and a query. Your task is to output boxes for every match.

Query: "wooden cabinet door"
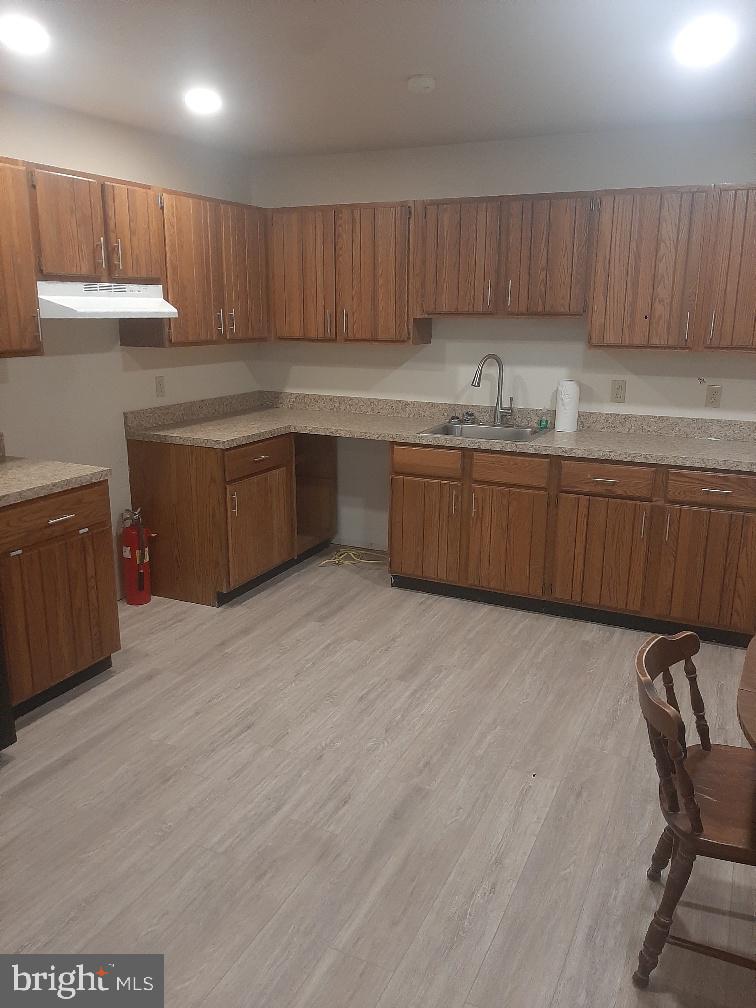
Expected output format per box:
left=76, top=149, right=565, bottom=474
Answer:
left=0, top=163, right=41, bottom=355
left=647, top=505, right=756, bottom=632
left=0, top=527, right=120, bottom=705
left=467, top=484, right=548, bottom=596
left=701, top=186, right=756, bottom=350
left=552, top=493, right=651, bottom=611
left=219, top=202, right=268, bottom=342
left=500, top=194, right=591, bottom=315
left=389, top=475, right=462, bottom=582
left=226, top=466, right=295, bottom=588
left=103, top=182, right=165, bottom=281
left=588, top=188, right=708, bottom=347
left=335, top=204, right=411, bottom=341
left=421, top=199, right=500, bottom=313
left=163, top=193, right=223, bottom=344
left=32, top=169, right=107, bottom=278
left=270, top=207, right=335, bottom=340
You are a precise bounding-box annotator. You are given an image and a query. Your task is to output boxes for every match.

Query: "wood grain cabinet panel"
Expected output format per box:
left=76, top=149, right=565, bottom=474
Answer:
left=648, top=505, right=756, bottom=633
left=335, top=204, right=411, bottom=341
left=0, top=163, right=40, bottom=355
left=163, top=193, right=223, bottom=344
left=103, top=182, right=165, bottom=281
left=552, top=493, right=651, bottom=612
left=702, top=186, right=756, bottom=350
left=0, top=524, right=120, bottom=705
left=390, top=475, right=462, bottom=582
left=500, top=194, right=591, bottom=314
left=467, top=484, right=547, bottom=596
left=32, top=169, right=107, bottom=279
left=391, top=445, right=463, bottom=479
left=588, top=187, right=708, bottom=347
left=227, top=466, right=296, bottom=588
left=421, top=199, right=500, bottom=313
left=219, top=202, right=268, bottom=342
left=270, top=206, right=335, bottom=340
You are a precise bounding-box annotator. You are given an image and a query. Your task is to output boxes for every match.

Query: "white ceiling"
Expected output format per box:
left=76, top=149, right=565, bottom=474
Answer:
left=0, top=0, right=753, bottom=157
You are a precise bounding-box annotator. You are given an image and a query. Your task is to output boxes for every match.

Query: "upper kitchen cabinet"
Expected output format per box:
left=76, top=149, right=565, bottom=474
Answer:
left=219, top=202, right=268, bottom=342
left=420, top=199, right=500, bottom=313
left=30, top=168, right=107, bottom=279
left=102, top=182, right=165, bottom=282
left=500, top=194, right=591, bottom=315
left=163, top=192, right=224, bottom=344
left=0, top=163, right=41, bottom=356
left=270, top=206, right=336, bottom=340
left=335, top=204, right=412, bottom=342
left=699, top=185, right=756, bottom=351
left=587, top=187, right=708, bottom=348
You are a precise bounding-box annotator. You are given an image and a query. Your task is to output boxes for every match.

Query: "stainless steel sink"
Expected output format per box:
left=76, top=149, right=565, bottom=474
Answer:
left=422, top=423, right=543, bottom=442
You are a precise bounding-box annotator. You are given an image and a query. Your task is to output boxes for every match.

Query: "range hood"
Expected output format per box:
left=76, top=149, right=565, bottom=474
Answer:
left=37, top=281, right=178, bottom=320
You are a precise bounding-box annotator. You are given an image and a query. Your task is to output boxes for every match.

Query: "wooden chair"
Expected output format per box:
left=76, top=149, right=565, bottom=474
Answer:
left=633, top=631, right=756, bottom=989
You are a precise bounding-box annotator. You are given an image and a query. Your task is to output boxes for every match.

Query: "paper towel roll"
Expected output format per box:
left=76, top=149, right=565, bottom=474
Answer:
left=555, top=380, right=579, bottom=432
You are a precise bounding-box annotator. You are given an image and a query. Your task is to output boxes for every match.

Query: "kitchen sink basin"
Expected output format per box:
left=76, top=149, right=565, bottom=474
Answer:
left=422, top=423, right=544, bottom=442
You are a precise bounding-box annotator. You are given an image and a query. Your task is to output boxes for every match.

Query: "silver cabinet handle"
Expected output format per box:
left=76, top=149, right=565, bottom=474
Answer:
left=35, top=307, right=42, bottom=342
left=252, top=455, right=270, bottom=462
left=78, top=527, right=89, bottom=535
left=471, top=492, right=476, bottom=515
left=592, top=477, right=618, bottom=483
left=325, top=309, right=331, bottom=337
left=640, top=511, right=646, bottom=539
left=116, top=238, right=123, bottom=271
left=99, top=235, right=106, bottom=269
left=343, top=308, right=348, bottom=335
left=701, top=487, right=733, bottom=494
left=48, top=513, right=76, bottom=525
left=451, top=490, right=457, bottom=515
left=664, top=512, right=671, bottom=542
left=507, top=278, right=512, bottom=308
left=9, top=549, right=22, bottom=557
left=217, top=309, right=225, bottom=336
left=683, top=310, right=690, bottom=344
left=707, top=310, right=716, bottom=345
left=231, top=492, right=238, bottom=516
left=486, top=279, right=492, bottom=307
left=229, top=308, right=236, bottom=334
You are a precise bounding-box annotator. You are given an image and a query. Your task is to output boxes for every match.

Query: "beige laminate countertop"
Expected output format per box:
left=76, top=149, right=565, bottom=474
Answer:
left=126, top=407, right=756, bottom=473
left=0, top=457, right=110, bottom=509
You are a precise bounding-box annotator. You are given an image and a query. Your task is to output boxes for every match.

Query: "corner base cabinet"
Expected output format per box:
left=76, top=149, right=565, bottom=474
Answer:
left=126, top=433, right=336, bottom=606
left=0, top=481, right=120, bottom=706
left=390, top=444, right=756, bottom=638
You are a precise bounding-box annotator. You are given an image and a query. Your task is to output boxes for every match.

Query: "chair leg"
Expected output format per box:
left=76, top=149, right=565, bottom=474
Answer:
left=647, top=825, right=675, bottom=881
left=633, top=843, right=696, bottom=988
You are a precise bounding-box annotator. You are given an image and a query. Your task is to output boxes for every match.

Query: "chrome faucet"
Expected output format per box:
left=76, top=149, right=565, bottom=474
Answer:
left=471, top=354, right=514, bottom=426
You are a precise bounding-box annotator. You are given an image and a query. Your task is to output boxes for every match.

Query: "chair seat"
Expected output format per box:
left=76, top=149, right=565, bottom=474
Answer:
left=663, top=744, right=756, bottom=865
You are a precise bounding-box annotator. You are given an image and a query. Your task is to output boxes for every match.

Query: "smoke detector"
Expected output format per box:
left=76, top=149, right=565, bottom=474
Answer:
left=407, top=75, right=436, bottom=94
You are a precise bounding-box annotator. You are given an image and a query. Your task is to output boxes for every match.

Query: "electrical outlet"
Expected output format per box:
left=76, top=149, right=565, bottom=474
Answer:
left=610, top=379, right=626, bottom=404
left=705, top=384, right=722, bottom=409
left=155, top=375, right=166, bottom=398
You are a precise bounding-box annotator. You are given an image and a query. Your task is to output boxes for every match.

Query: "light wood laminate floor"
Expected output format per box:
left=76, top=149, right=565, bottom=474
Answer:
left=1, top=554, right=753, bottom=1007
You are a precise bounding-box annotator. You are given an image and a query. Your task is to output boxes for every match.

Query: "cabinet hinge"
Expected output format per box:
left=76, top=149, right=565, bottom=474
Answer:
left=157, top=192, right=164, bottom=209
left=28, top=170, right=36, bottom=188
left=37, top=256, right=43, bottom=273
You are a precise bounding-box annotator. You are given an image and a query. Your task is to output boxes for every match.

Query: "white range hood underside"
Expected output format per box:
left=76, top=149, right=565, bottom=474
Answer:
left=37, top=282, right=178, bottom=320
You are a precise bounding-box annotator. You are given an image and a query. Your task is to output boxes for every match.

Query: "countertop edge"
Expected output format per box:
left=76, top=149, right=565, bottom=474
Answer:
left=0, top=468, right=111, bottom=510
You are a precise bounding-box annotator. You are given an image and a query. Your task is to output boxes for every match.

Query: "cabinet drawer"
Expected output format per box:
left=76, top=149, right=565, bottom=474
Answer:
left=0, top=481, right=111, bottom=553
left=471, top=452, right=549, bottom=488
left=224, top=435, right=292, bottom=483
left=666, top=469, right=756, bottom=510
left=392, top=444, right=463, bottom=479
left=559, top=460, right=654, bottom=499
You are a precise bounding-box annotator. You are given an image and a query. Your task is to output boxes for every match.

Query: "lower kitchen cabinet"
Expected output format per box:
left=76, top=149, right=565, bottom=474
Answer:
left=0, top=483, right=120, bottom=706
left=227, top=466, right=295, bottom=588
left=552, top=493, right=651, bottom=612
left=468, top=484, right=548, bottom=596
left=390, top=475, right=462, bottom=582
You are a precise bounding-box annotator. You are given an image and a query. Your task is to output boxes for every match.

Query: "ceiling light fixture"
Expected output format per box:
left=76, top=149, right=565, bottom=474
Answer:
left=407, top=74, right=436, bottom=95
left=183, top=86, right=223, bottom=116
left=672, top=13, right=738, bottom=67
left=0, top=12, right=51, bottom=55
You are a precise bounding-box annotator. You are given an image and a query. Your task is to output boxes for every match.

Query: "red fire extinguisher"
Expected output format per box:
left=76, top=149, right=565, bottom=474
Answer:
left=121, top=508, right=156, bottom=605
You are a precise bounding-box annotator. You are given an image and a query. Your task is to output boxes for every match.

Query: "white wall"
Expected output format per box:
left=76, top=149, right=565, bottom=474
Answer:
left=247, top=119, right=756, bottom=547
left=0, top=95, right=260, bottom=557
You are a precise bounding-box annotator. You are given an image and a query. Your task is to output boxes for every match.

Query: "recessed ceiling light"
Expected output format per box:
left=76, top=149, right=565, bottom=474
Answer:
left=183, top=86, right=223, bottom=116
left=0, top=12, right=51, bottom=55
left=672, top=13, right=738, bottom=68
left=407, top=75, right=436, bottom=95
